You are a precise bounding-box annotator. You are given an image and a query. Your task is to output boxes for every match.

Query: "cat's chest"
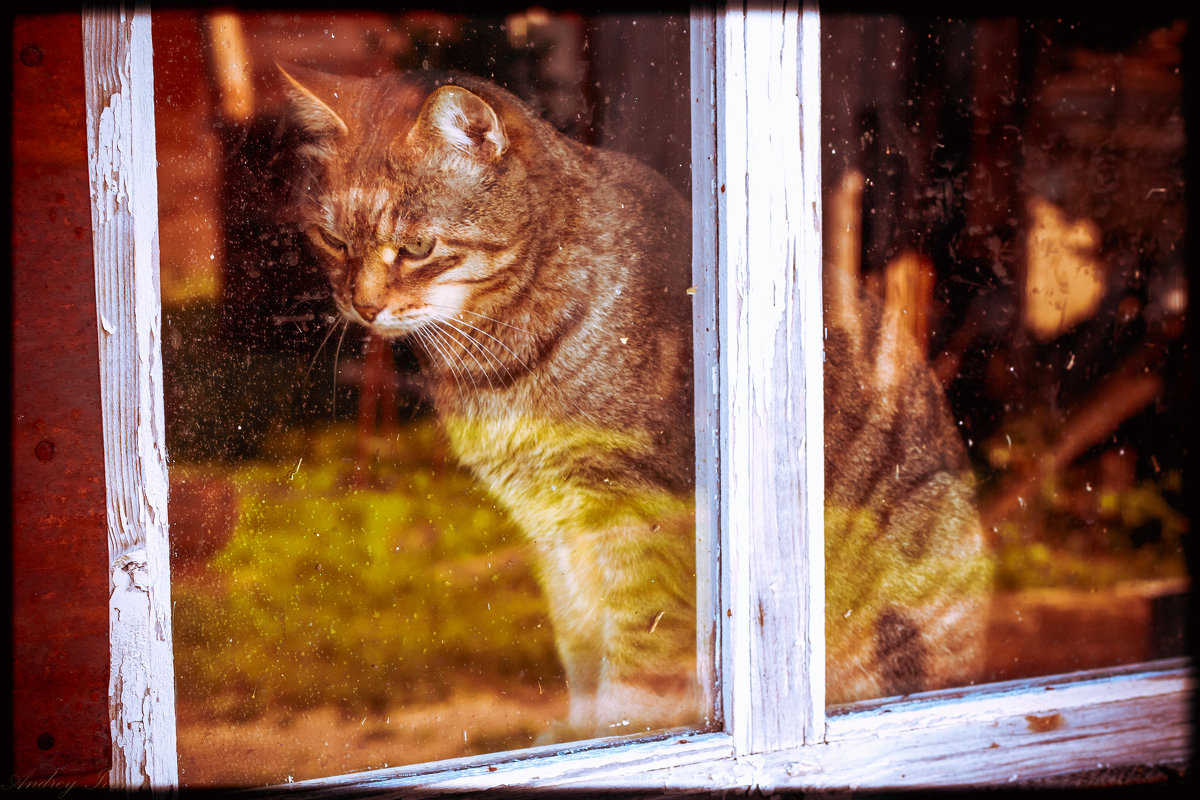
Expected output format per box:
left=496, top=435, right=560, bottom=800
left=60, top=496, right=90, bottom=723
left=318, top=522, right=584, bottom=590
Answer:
left=440, top=408, right=655, bottom=532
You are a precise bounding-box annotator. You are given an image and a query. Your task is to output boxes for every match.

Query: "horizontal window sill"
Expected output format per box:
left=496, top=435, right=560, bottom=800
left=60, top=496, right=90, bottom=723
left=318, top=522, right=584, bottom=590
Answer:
left=280, top=658, right=1191, bottom=794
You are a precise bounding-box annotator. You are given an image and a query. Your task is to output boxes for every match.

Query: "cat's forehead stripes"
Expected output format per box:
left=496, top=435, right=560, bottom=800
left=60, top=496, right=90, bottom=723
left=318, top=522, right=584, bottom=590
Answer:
left=376, top=205, right=404, bottom=241
left=343, top=186, right=392, bottom=219
left=325, top=185, right=407, bottom=242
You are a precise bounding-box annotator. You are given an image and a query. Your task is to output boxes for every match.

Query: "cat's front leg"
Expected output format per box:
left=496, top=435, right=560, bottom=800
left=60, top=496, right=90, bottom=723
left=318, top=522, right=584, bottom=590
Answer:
left=528, top=531, right=606, bottom=744
left=527, top=509, right=701, bottom=742
left=594, top=670, right=702, bottom=737
left=591, top=533, right=702, bottom=738
left=536, top=512, right=701, bottom=740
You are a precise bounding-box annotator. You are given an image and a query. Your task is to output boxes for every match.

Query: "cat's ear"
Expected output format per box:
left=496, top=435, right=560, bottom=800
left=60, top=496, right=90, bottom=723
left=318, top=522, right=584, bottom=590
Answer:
left=277, top=62, right=350, bottom=138
left=410, top=85, right=508, bottom=160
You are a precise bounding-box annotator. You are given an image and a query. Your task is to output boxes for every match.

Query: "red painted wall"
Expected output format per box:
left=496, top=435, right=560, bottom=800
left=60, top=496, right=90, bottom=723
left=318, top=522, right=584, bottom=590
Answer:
left=11, top=13, right=111, bottom=787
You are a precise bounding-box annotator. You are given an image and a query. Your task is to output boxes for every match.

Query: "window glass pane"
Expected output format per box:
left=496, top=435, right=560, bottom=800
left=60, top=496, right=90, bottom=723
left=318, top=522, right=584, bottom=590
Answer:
left=822, top=16, right=1188, bottom=706
left=154, top=9, right=695, bottom=785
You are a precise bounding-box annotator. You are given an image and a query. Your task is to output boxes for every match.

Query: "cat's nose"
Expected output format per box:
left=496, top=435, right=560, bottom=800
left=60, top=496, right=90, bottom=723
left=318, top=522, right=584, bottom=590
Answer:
left=353, top=302, right=381, bottom=322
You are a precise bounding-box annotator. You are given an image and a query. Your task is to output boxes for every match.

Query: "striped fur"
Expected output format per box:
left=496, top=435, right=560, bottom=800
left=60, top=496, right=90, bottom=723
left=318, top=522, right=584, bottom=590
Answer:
left=281, top=66, right=990, bottom=737
left=282, top=66, right=698, bottom=739
left=824, top=271, right=992, bottom=704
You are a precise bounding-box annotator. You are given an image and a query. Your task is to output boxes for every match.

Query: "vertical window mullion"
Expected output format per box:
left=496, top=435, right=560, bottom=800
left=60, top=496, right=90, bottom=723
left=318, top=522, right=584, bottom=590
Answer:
left=717, top=1, right=825, bottom=755
left=690, top=4, right=724, bottom=732
left=798, top=2, right=826, bottom=742
left=83, top=2, right=178, bottom=788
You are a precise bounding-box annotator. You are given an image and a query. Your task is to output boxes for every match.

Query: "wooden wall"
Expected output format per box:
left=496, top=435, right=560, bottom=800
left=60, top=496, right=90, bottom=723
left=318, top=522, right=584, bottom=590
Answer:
left=10, top=12, right=111, bottom=787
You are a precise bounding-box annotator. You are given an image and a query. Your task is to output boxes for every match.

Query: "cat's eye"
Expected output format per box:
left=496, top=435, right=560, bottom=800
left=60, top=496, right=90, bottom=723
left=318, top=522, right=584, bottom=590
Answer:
left=313, top=226, right=348, bottom=255
left=399, top=235, right=436, bottom=260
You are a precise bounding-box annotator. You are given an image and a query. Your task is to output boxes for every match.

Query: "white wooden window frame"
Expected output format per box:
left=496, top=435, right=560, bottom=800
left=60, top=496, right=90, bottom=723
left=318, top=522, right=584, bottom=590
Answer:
left=84, top=1, right=1192, bottom=792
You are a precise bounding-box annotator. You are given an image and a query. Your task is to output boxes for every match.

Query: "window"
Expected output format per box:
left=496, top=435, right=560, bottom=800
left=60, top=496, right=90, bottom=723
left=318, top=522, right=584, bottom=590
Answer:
left=821, top=15, right=1189, bottom=703
left=155, top=8, right=695, bottom=784
left=84, top=3, right=1190, bottom=792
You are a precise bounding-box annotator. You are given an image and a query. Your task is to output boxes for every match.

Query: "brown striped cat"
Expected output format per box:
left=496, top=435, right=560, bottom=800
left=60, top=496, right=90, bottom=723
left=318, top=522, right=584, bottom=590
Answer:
left=823, top=183, right=993, bottom=702
left=280, top=65, right=698, bottom=740
left=280, top=65, right=990, bottom=740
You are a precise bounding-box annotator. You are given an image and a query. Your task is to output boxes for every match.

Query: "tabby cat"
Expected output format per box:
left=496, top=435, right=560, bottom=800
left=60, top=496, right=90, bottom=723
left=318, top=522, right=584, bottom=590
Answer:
left=280, top=65, right=990, bottom=739
left=823, top=218, right=993, bottom=704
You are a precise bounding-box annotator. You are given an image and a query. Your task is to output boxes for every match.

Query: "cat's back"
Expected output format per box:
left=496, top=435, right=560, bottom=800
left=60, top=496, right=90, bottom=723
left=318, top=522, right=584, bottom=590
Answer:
left=823, top=276, right=992, bottom=704
left=420, top=74, right=695, bottom=495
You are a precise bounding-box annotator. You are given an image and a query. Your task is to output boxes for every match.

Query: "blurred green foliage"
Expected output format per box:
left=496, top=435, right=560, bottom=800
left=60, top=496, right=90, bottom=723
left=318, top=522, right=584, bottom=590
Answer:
left=976, top=397, right=1189, bottom=592
left=990, top=469, right=1188, bottom=591
left=172, top=420, right=560, bottom=723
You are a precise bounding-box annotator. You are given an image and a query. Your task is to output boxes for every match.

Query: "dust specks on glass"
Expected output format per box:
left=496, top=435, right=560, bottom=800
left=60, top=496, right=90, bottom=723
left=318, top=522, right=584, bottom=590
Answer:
left=156, top=9, right=693, bottom=786
left=822, top=16, right=1188, bottom=708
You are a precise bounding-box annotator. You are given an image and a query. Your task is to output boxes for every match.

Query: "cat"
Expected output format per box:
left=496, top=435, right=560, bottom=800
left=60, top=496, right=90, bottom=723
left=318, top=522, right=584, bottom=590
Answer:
left=279, top=64, right=991, bottom=739
left=823, top=192, right=993, bottom=702
left=280, top=64, right=699, bottom=740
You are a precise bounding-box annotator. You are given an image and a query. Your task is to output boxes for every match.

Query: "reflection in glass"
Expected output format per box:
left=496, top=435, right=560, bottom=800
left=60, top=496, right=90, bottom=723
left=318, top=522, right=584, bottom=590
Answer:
left=156, top=10, right=693, bottom=785
left=822, top=17, right=1188, bottom=706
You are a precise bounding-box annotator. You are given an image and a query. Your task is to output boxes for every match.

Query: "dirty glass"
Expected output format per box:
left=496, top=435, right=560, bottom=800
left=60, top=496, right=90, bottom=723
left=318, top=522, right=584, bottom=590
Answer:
left=822, top=16, right=1188, bottom=707
left=154, top=9, right=693, bottom=786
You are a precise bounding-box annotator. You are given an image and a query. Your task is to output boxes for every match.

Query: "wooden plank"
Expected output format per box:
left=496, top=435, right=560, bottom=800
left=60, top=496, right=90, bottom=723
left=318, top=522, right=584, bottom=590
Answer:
left=276, top=733, right=735, bottom=796
left=762, top=662, right=1194, bottom=790
left=796, top=0, right=825, bottom=742
left=10, top=12, right=111, bottom=788
left=578, top=663, right=1193, bottom=791
left=81, top=3, right=179, bottom=790
left=718, top=0, right=824, bottom=755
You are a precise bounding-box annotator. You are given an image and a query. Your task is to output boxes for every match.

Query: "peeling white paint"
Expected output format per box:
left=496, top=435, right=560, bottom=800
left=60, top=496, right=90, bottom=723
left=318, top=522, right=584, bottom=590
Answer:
left=83, top=5, right=178, bottom=790
left=717, top=2, right=823, bottom=755
left=289, top=665, right=1191, bottom=793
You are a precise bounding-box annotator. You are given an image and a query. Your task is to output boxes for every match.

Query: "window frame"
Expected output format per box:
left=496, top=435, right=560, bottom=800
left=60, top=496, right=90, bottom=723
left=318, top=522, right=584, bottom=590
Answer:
left=83, top=3, right=177, bottom=787
left=85, top=1, right=1193, bottom=791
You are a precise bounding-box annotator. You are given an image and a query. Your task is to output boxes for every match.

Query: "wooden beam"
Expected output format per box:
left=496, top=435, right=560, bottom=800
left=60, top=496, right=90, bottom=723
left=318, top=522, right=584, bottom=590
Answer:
left=11, top=11, right=111, bottom=787
left=281, top=662, right=1192, bottom=794
left=717, top=1, right=825, bottom=754
left=81, top=3, right=179, bottom=790
left=689, top=2, right=723, bottom=734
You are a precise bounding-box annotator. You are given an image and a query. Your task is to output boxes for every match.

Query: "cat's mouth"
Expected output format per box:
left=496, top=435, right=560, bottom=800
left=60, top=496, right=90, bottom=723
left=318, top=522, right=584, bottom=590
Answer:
left=341, top=302, right=417, bottom=338
left=336, top=283, right=470, bottom=340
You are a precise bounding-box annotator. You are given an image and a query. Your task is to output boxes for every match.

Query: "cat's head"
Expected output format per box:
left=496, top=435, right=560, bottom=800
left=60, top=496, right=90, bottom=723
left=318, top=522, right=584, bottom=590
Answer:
left=279, top=64, right=526, bottom=340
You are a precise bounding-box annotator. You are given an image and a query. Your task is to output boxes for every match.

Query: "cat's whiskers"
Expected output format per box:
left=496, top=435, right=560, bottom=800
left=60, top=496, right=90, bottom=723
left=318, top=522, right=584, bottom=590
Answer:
left=305, top=314, right=347, bottom=383
left=443, top=331, right=512, bottom=388
left=418, top=328, right=467, bottom=392
left=331, top=319, right=350, bottom=419
left=440, top=315, right=534, bottom=378
left=425, top=303, right=537, bottom=339
left=443, top=314, right=600, bottom=425
left=437, top=316, right=522, bottom=388
left=431, top=320, right=496, bottom=390
left=412, top=326, right=465, bottom=393
left=420, top=324, right=478, bottom=395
